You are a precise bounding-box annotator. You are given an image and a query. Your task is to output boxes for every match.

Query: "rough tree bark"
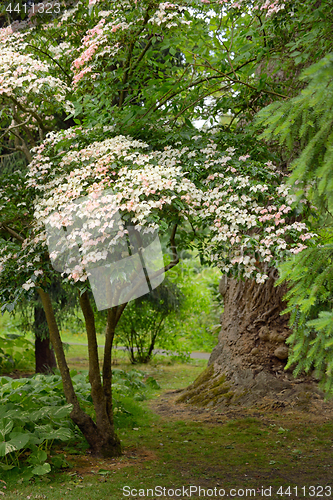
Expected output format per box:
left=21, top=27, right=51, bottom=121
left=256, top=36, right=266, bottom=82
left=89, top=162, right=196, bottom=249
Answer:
left=178, top=272, right=322, bottom=409
left=38, top=287, right=121, bottom=457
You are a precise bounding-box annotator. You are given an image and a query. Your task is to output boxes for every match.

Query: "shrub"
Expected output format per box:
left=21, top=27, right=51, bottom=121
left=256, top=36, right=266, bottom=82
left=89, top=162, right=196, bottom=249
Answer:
left=115, top=279, right=184, bottom=363
left=0, top=334, right=34, bottom=374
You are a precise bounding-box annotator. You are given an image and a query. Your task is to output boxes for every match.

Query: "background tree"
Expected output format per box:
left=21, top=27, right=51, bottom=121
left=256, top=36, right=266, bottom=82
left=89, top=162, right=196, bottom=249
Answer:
left=175, top=0, right=333, bottom=408
left=0, top=149, right=58, bottom=372
left=0, top=7, right=74, bottom=372
left=116, top=278, right=183, bottom=364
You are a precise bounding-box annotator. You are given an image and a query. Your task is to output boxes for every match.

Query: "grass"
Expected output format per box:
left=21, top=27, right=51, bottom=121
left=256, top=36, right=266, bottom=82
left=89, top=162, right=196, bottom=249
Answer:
left=0, top=310, right=206, bottom=371
left=2, top=358, right=333, bottom=499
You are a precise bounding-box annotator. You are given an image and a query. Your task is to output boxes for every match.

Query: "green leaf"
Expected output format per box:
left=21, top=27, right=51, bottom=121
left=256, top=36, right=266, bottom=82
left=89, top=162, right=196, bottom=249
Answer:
left=31, top=463, right=51, bottom=476
left=29, top=449, right=48, bottom=465
left=0, top=463, right=14, bottom=470
left=0, top=441, right=17, bottom=457
left=37, top=428, right=73, bottom=441
left=48, top=404, right=73, bottom=419
left=7, top=433, right=30, bottom=451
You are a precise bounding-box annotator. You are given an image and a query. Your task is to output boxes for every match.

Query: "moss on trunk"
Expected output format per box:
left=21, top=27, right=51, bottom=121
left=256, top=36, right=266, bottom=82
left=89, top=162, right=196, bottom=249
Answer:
left=177, top=273, right=322, bottom=409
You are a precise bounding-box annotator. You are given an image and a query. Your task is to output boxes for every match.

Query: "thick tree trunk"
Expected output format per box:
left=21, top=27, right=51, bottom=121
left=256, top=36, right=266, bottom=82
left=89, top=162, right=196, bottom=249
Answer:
left=178, top=273, right=322, bottom=409
left=79, top=292, right=121, bottom=457
left=37, top=287, right=121, bottom=457
left=34, top=303, right=57, bottom=374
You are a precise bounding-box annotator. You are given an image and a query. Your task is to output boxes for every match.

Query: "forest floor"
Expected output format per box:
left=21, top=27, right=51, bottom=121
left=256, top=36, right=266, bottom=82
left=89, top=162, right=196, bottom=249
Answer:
left=2, top=354, right=333, bottom=500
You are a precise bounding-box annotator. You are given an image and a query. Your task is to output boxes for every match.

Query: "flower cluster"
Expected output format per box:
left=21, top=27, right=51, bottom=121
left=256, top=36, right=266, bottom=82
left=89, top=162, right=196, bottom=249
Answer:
left=0, top=45, right=74, bottom=114
left=148, top=2, right=190, bottom=27
left=22, top=128, right=314, bottom=286
left=204, top=0, right=285, bottom=17
left=70, top=1, right=191, bottom=89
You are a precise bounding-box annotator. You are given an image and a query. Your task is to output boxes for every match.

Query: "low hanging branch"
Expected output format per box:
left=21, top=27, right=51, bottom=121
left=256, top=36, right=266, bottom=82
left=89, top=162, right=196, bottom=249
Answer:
left=0, top=223, right=25, bottom=243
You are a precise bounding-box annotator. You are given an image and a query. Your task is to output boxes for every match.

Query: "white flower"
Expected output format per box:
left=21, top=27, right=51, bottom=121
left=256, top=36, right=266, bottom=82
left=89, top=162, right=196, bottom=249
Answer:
left=22, top=279, right=35, bottom=290
left=255, top=273, right=268, bottom=284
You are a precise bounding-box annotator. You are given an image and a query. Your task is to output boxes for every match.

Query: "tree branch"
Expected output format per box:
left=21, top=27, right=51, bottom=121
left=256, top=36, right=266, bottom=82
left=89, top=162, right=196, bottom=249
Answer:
left=115, top=224, right=179, bottom=322
left=8, top=95, right=52, bottom=131
left=170, top=83, right=232, bottom=125
left=200, top=60, right=288, bottom=99
left=0, top=223, right=25, bottom=243
left=0, top=118, right=31, bottom=141
left=26, top=44, right=72, bottom=82
left=11, top=127, right=33, bottom=162
left=118, top=7, right=152, bottom=107
left=143, top=57, right=259, bottom=118
left=127, top=38, right=153, bottom=79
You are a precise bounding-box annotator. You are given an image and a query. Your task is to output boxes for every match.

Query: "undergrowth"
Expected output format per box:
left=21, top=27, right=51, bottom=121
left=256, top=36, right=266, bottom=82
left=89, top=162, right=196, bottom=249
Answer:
left=0, top=369, right=159, bottom=482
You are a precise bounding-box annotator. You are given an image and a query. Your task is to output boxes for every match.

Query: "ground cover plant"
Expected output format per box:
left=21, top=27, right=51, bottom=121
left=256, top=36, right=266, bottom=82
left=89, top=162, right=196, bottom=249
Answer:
left=0, top=367, right=161, bottom=484
left=0, top=315, right=34, bottom=374
left=1, top=0, right=333, bottom=492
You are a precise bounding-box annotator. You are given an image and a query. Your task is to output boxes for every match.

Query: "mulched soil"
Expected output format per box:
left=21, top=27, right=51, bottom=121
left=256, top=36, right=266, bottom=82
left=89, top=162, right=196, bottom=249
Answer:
left=63, top=448, right=158, bottom=478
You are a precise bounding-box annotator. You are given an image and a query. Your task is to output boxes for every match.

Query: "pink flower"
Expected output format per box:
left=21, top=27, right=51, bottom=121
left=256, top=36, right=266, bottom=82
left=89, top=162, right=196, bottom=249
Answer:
left=73, top=67, right=92, bottom=86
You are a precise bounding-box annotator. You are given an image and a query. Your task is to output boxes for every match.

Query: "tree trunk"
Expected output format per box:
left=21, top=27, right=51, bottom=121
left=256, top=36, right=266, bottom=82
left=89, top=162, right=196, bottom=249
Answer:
left=37, top=287, right=121, bottom=457
left=79, top=292, right=121, bottom=457
left=34, top=303, right=57, bottom=374
left=177, top=272, right=322, bottom=409
left=103, top=308, right=117, bottom=419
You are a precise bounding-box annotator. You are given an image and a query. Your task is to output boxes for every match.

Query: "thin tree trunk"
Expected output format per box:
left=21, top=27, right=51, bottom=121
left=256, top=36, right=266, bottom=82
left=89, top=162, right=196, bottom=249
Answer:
left=79, top=291, right=121, bottom=457
left=103, top=307, right=117, bottom=420
left=38, top=287, right=121, bottom=457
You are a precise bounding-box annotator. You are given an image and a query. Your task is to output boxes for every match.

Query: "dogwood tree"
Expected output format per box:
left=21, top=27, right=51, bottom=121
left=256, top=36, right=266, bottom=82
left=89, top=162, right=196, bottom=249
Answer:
left=0, top=122, right=312, bottom=456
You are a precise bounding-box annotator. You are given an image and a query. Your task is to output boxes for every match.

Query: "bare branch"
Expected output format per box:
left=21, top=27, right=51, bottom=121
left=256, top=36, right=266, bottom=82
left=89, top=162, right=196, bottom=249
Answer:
left=26, top=44, right=72, bottom=82
left=0, top=118, right=32, bottom=141
left=0, top=223, right=25, bottom=243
